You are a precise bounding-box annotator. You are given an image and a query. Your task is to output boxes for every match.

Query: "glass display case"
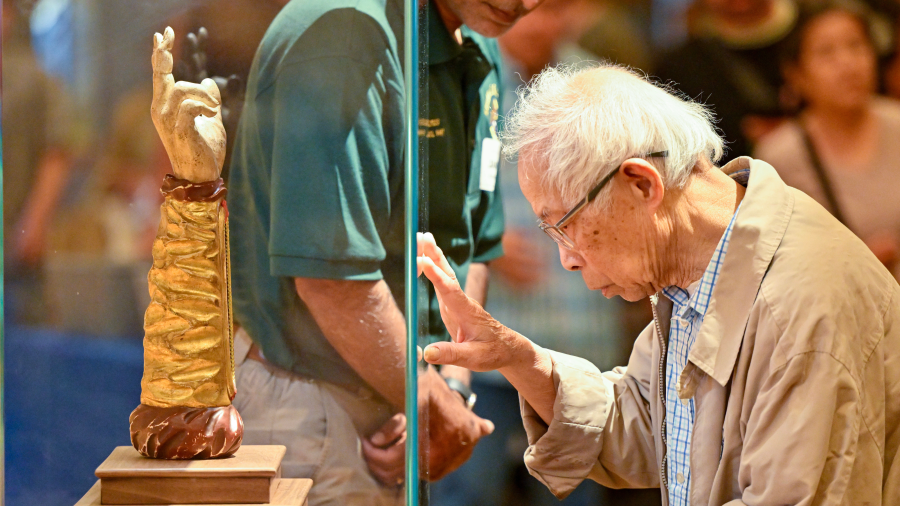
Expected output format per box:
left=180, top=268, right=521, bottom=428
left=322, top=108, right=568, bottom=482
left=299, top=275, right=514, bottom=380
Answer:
left=3, top=0, right=663, bottom=505
left=10, top=0, right=900, bottom=504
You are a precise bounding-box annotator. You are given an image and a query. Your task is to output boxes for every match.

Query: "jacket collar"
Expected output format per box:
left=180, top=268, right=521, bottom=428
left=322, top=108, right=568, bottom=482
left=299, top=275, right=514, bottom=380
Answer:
left=682, top=157, right=794, bottom=389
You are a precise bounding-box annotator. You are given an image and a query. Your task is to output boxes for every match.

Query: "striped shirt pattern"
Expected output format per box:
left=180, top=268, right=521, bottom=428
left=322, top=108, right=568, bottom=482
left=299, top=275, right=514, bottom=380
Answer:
left=660, top=169, right=746, bottom=506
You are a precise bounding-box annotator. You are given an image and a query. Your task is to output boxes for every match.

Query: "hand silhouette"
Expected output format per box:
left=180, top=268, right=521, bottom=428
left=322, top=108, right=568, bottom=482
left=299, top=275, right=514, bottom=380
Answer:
left=151, top=26, right=225, bottom=183
left=418, top=232, right=522, bottom=372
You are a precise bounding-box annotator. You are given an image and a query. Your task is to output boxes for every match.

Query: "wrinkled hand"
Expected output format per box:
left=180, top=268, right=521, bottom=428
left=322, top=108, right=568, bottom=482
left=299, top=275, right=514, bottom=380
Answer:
left=417, top=233, right=525, bottom=372
left=362, top=413, right=407, bottom=487
left=418, top=366, right=493, bottom=481
left=151, top=27, right=225, bottom=183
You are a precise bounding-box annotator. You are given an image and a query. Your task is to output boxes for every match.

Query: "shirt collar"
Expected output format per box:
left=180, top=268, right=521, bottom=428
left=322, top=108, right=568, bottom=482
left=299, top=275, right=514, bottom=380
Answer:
left=685, top=158, right=794, bottom=388
left=662, top=285, right=691, bottom=313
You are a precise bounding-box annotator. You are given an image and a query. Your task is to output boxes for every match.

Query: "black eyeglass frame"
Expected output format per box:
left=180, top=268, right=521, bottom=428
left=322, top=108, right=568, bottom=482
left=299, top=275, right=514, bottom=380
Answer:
left=538, top=151, right=669, bottom=250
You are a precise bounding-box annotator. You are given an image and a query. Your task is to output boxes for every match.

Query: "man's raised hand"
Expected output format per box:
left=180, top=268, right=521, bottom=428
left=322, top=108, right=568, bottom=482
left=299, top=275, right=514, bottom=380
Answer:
left=151, top=26, right=225, bottom=183
left=417, top=233, right=524, bottom=372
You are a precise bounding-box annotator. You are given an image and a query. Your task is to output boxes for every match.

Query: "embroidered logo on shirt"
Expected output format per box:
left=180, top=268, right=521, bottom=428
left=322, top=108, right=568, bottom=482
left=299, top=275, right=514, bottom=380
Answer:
left=418, top=118, right=445, bottom=138
left=483, top=83, right=500, bottom=140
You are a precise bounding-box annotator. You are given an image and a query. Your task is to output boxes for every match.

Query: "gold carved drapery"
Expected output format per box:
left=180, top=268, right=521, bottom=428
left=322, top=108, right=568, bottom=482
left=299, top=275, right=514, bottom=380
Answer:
left=140, top=186, right=235, bottom=409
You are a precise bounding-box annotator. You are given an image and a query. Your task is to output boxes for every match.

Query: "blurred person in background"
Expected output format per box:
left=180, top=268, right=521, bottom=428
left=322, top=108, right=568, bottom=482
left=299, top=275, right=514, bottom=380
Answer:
left=39, top=87, right=172, bottom=337
left=656, top=0, right=797, bottom=161
left=431, top=2, right=658, bottom=504
left=47, top=87, right=169, bottom=265
left=578, top=0, right=655, bottom=73
left=754, top=0, right=900, bottom=277
left=496, top=0, right=602, bottom=79
left=3, top=0, right=78, bottom=325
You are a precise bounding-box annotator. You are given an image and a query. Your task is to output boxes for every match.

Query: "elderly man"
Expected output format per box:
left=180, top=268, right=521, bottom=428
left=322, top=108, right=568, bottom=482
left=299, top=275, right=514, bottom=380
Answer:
left=418, top=63, right=900, bottom=505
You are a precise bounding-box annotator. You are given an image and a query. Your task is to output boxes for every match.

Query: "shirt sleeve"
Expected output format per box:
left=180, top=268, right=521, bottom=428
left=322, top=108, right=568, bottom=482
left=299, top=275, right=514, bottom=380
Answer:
left=266, top=11, right=400, bottom=281
left=520, top=324, right=661, bottom=499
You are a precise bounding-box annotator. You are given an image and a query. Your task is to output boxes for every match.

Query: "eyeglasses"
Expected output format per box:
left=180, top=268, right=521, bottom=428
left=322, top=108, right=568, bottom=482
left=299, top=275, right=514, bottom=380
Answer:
left=538, top=151, right=669, bottom=250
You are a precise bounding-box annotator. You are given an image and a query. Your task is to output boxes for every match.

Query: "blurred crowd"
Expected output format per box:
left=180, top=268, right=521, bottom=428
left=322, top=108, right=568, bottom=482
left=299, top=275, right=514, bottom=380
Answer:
left=6, top=0, right=900, bottom=503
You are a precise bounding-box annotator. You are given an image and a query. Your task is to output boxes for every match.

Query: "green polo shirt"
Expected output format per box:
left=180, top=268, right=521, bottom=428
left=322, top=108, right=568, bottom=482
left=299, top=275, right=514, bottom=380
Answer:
left=228, top=0, right=504, bottom=390
left=421, top=2, right=506, bottom=343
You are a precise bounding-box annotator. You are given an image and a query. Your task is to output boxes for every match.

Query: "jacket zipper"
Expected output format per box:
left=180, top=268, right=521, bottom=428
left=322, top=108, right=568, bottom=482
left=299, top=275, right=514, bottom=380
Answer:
left=650, top=295, right=670, bottom=496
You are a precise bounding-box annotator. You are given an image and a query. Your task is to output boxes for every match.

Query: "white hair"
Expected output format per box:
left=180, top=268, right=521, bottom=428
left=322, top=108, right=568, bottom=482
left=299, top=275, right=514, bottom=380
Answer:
left=501, top=62, right=724, bottom=209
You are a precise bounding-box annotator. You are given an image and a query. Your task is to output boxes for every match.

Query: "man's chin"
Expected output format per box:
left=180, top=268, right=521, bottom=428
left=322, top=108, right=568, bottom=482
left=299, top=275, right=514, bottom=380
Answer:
left=603, top=285, right=649, bottom=302
left=461, top=17, right=515, bottom=38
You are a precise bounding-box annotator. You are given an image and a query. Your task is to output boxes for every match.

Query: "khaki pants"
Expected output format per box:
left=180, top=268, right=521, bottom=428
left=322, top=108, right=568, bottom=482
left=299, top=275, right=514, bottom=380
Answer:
left=233, top=329, right=404, bottom=506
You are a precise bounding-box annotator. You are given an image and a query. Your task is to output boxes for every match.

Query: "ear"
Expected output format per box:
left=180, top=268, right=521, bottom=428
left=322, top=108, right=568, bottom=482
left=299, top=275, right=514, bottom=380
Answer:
left=619, top=158, right=665, bottom=213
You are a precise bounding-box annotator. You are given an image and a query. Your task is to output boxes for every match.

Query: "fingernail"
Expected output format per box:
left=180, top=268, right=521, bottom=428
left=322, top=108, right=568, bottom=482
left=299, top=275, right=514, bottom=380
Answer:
left=371, top=432, right=386, bottom=446
left=423, top=345, right=440, bottom=362
left=485, top=420, right=495, bottom=434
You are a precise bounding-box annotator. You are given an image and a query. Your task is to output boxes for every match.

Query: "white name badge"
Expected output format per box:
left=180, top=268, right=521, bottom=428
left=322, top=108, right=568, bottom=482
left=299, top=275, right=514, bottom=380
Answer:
left=479, top=137, right=501, bottom=192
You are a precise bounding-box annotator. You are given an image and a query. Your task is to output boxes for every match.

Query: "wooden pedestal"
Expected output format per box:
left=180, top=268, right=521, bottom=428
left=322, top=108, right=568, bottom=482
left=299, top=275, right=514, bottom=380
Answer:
left=74, top=446, right=312, bottom=506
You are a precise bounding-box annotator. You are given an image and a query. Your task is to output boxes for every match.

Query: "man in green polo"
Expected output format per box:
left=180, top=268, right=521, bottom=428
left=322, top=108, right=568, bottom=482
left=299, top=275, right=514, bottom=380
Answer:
left=228, top=0, right=544, bottom=504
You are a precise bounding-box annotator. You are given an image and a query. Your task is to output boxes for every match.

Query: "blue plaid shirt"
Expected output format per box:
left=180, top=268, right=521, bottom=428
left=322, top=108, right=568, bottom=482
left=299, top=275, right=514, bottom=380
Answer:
left=660, top=169, right=747, bottom=505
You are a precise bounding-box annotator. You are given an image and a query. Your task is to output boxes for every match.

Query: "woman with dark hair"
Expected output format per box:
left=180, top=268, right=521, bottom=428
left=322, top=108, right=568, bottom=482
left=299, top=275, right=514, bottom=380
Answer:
left=755, top=1, right=900, bottom=276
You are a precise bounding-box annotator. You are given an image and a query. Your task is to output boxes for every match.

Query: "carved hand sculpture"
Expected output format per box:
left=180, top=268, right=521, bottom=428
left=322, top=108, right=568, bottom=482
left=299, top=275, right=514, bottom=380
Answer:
left=151, top=26, right=225, bottom=183
left=130, top=27, right=241, bottom=460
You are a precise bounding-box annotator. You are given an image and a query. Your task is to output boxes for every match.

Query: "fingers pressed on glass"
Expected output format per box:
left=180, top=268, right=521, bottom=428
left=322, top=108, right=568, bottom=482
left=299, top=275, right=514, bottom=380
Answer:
left=419, top=256, right=454, bottom=291
left=423, top=342, right=457, bottom=365
left=421, top=233, right=454, bottom=278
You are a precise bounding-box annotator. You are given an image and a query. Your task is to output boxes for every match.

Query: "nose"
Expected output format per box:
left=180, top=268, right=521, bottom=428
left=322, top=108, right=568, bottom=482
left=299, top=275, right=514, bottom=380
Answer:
left=558, top=244, right=585, bottom=271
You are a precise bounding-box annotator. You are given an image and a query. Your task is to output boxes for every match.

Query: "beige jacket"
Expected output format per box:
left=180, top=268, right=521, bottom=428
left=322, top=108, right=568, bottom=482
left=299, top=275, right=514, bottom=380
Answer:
left=520, top=158, right=900, bottom=505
